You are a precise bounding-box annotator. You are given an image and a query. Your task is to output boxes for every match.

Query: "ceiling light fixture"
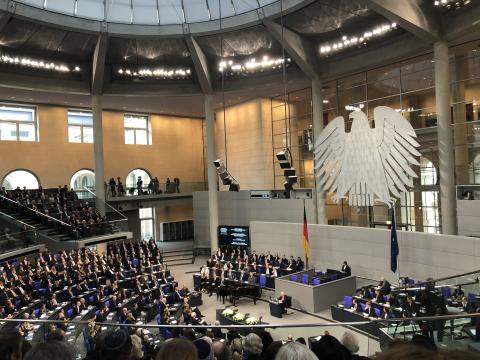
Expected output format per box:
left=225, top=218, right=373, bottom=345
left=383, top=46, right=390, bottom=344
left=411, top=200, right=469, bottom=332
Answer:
left=218, top=56, right=292, bottom=76
left=0, top=52, right=80, bottom=73
left=434, top=0, right=471, bottom=8
left=319, top=23, right=397, bottom=56
left=116, top=66, right=192, bottom=79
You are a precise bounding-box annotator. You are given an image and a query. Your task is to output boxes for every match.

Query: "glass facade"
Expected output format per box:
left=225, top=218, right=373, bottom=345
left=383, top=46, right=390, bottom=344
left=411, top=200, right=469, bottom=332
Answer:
left=272, top=41, right=480, bottom=233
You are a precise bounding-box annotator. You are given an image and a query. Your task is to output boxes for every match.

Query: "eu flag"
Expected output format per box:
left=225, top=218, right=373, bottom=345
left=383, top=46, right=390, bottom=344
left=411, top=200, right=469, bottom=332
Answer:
left=390, top=209, right=399, bottom=273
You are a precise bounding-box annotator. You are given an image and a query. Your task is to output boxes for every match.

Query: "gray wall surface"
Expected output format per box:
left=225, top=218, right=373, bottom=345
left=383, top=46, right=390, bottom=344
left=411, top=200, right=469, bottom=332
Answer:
left=251, top=221, right=480, bottom=285
left=457, top=200, right=480, bottom=237
left=274, top=273, right=356, bottom=313
left=193, top=191, right=314, bottom=249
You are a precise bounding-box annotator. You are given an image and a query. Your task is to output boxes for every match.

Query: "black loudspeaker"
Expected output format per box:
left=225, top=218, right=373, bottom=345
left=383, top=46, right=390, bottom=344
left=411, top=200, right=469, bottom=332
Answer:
left=213, top=159, right=224, bottom=168
left=288, top=175, right=298, bottom=185
left=276, top=151, right=287, bottom=161
left=284, top=168, right=296, bottom=177
left=229, top=182, right=240, bottom=192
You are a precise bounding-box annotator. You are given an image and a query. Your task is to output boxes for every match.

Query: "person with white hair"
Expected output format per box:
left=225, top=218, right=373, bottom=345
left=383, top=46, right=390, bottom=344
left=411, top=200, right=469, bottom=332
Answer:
left=242, top=333, right=263, bottom=360
left=274, top=341, right=317, bottom=360
left=341, top=331, right=360, bottom=355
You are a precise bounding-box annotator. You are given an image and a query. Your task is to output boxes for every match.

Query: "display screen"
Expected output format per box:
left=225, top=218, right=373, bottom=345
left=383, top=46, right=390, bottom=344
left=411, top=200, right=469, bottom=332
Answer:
left=218, top=226, right=250, bottom=247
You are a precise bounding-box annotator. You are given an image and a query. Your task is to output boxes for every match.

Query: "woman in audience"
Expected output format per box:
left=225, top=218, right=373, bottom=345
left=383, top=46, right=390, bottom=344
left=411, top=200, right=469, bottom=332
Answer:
left=242, top=333, right=263, bottom=360
left=156, top=338, right=197, bottom=360
left=275, top=341, right=317, bottom=360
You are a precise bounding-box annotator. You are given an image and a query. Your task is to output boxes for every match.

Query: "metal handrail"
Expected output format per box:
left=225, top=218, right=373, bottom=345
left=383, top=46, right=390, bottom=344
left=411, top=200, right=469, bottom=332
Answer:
left=1, top=312, right=479, bottom=329
left=0, top=194, right=72, bottom=228
left=0, top=229, right=37, bottom=240
left=406, top=269, right=480, bottom=289
left=82, top=187, right=127, bottom=220
left=0, top=210, right=36, bottom=230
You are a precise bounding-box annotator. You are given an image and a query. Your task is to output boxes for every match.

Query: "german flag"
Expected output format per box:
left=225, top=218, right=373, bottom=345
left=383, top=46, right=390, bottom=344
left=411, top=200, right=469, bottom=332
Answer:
left=303, top=203, right=310, bottom=268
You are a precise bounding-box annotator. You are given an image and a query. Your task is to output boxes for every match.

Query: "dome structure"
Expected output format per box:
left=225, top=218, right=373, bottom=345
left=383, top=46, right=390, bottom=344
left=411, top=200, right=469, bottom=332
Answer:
left=0, top=0, right=476, bottom=116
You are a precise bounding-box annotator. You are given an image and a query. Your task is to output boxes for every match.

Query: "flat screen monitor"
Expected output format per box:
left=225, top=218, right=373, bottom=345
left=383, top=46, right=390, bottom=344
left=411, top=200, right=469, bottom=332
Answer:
left=218, top=225, right=250, bottom=247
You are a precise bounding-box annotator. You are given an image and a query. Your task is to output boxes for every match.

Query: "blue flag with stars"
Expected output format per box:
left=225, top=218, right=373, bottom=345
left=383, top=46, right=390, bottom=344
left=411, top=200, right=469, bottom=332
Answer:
left=390, top=208, right=399, bottom=273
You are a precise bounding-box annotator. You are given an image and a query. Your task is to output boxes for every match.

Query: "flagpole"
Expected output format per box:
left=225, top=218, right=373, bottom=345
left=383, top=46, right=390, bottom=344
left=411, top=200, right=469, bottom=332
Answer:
left=393, top=206, right=401, bottom=286
left=303, top=198, right=309, bottom=270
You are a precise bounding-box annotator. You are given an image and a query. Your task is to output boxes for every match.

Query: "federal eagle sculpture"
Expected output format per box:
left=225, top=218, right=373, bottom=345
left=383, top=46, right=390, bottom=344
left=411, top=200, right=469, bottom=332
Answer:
left=314, top=106, right=420, bottom=207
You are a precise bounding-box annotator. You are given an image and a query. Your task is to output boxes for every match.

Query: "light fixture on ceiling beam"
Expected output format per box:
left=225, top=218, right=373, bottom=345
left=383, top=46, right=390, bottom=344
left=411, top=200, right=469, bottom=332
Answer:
left=434, top=0, right=471, bottom=8
left=0, top=52, right=80, bottom=73
left=116, top=66, right=192, bottom=80
left=319, top=23, right=397, bottom=56
left=218, top=56, right=292, bottom=75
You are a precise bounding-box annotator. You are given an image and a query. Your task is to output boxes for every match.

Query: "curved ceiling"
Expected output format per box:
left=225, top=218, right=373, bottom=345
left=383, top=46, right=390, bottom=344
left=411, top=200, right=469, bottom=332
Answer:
left=11, top=0, right=311, bottom=35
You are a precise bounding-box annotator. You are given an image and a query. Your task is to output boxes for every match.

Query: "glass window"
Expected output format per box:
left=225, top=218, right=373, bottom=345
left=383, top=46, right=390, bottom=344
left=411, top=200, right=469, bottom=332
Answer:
left=0, top=104, right=37, bottom=142
left=70, top=169, right=95, bottom=191
left=124, top=114, right=151, bottom=145
left=471, top=154, right=480, bottom=184
left=2, top=170, right=39, bottom=190
left=68, top=110, right=93, bottom=143
left=126, top=168, right=152, bottom=195
left=139, top=207, right=155, bottom=241
left=420, top=157, right=437, bottom=185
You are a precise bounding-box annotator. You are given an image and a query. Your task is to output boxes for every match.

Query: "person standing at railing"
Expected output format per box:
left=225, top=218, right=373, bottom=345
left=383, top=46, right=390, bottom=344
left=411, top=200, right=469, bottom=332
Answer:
left=174, top=177, right=180, bottom=193
left=153, top=177, right=160, bottom=194
left=117, top=177, right=125, bottom=197
left=166, top=177, right=171, bottom=193
left=148, top=179, right=154, bottom=195
left=109, top=178, right=117, bottom=198
left=136, top=176, right=143, bottom=196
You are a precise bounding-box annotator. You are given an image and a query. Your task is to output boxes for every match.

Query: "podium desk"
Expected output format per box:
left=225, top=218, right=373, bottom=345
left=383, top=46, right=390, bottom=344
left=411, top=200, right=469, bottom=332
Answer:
left=269, top=301, right=283, bottom=318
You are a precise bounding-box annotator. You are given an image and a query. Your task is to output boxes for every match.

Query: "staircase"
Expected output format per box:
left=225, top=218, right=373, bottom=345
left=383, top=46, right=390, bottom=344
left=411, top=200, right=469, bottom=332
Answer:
left=0, top=207, right=73, bottom=241
left=162, top=248, right=194, bottom=267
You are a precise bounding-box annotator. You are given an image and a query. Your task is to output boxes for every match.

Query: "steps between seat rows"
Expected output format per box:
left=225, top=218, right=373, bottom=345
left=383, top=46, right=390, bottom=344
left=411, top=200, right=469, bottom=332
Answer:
left=162, top=249, right=194, bottom=266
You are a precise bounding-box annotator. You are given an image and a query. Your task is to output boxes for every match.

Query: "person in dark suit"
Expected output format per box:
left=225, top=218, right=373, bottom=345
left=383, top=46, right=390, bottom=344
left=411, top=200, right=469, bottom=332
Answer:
left=453, top=285, right=464, bottom=300
left=363, top=301, right=375, bottom=318
left=278, top=291, right=288, bottom=313
left=179, top=284, right=190, bottom=298
left=72, top=300, right=82, bottom=318
left=172, top=286, right=183, bottom=303
left=341, top=261, right=351, bottom=276
left=95, top=306, right=107, bottom=322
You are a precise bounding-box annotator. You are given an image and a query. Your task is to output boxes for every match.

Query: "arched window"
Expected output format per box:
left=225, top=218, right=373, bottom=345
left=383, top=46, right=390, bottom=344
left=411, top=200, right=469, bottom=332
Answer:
left=470, top=154, right=480, bottom=184
left=2, top=170, right=39, bottom=190
left=126, top=168, right=151, bottom=195
left=70, top=169, right=95, bottom=191
left=420, top=157, right=437, bottom=186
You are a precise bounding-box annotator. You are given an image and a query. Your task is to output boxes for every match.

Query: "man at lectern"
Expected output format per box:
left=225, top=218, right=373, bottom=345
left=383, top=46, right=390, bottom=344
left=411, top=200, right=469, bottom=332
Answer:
left=278, top=291, right=288, bottom=313
left=341, top=261, right=351, bottom=276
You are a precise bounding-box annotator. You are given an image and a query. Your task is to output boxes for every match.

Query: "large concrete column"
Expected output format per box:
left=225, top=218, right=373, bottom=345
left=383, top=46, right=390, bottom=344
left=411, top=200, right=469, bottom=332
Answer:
left=312, top=78, right=327, bottom=224
left=92, top=94, right=106, bottom=216
left=205, top=94, right=219, bottom=251
left=434, top=42, right=457, bottom=235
